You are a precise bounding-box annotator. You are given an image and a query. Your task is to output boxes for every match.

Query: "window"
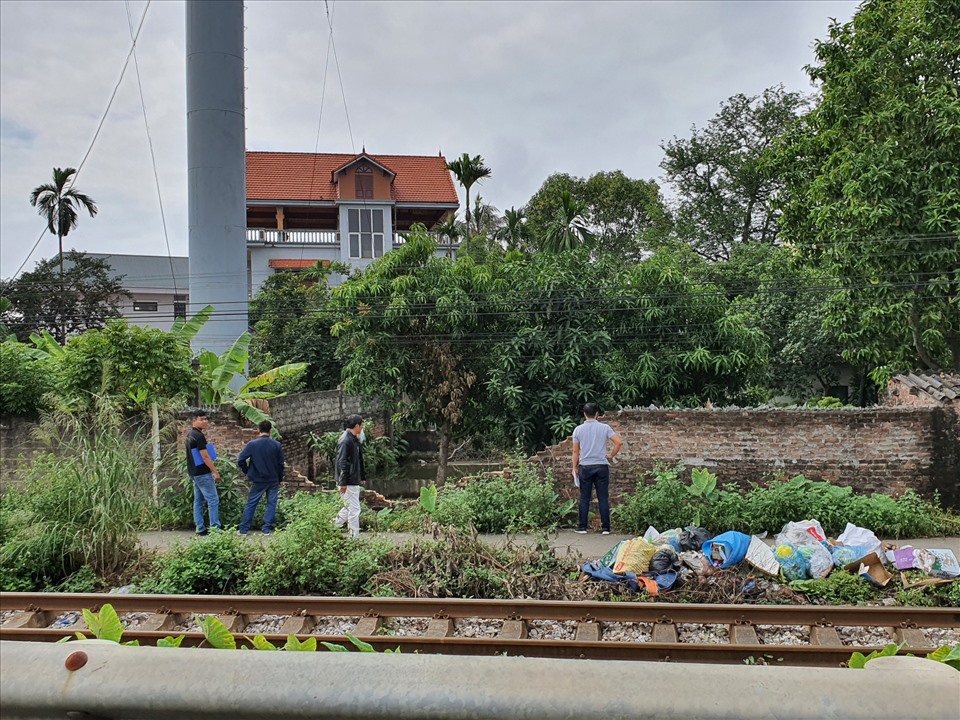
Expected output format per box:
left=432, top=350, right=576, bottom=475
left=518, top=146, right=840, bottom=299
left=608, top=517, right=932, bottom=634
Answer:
left=134, top=301, right=158, bottom=312
left=356, top=174, right=373, bottom=199
left=174, top=302, right=187, bottom=319
left=355, top=164, right=373, bottom=199
left=348, top=208, right=384, bottom=259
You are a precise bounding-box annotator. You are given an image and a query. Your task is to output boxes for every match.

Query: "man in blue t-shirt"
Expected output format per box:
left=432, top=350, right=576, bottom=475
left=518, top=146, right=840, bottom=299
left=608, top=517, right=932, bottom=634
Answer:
left=571, top=402, right=623, bottom=535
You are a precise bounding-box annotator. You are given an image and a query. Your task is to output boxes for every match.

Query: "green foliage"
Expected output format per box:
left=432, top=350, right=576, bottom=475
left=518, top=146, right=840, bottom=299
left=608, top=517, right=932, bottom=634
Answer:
left=660, top=85, right=809, bottom=262
left=0, top=406, right=159, bottom=590
left=141, top=529, right=255, bottom=595
left=55, top=320, right=195, bottom=411
left=418, top=485, right=438, bottom=514
left=249, top=272, right=343, bottom=392
left=790, top=572, right=882, bottom=605
left=849, top=642, right=959, bottom=672
left=198, top=614, right=237, bottom=649
left=612, top=464, right=690, bottom=532
left=772, top=0, right=960, bottom=372
left=82, top=604, right=124, bottom=643
left=0, top=250, right=127, bottom=344
left=432, top=463, right=567, bottom=533
left=306, top=428, right=405, bottom=480
left=688, top=468, right=719, bottom=525
left=197, top=331, right=307, bottom=433
left=244, top=497, right=389, bottom=596
left=0, top=337, right=53, bottom=415
left=614, top=469, right=954, bottom=538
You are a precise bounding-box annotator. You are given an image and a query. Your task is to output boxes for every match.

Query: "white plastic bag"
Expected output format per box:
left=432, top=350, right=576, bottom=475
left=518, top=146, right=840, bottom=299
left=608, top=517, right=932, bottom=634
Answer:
left=775, top=520, right=826, bottom=548
left=836, top=523, right=882, bottom=559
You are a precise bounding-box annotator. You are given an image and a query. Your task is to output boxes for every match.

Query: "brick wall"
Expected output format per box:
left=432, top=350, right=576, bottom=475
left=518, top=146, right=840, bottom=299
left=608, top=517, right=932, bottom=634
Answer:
left=0, top=414, right=45, bottom=492
left=531, top=407, right=960, bottom=508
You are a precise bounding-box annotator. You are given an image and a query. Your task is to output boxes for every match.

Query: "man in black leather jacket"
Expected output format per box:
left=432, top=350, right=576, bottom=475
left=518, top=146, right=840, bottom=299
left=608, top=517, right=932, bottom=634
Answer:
left=333, top=414, right=366, bottom=537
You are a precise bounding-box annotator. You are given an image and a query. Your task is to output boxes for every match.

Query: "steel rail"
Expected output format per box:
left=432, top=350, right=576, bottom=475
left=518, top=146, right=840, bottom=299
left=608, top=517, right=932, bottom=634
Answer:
left=2, top=592, right=957, bottom=627
left=2, top=593, right=955, bottom=668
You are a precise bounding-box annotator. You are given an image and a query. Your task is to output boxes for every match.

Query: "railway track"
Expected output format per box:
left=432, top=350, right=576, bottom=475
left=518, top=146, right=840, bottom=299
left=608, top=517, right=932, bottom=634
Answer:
left=2, top=592, right=957, bottom=667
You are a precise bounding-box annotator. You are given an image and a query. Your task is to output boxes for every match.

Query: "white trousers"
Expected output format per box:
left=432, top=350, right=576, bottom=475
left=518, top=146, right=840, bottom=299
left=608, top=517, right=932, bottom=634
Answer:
left=334, top=485, right=361, bottom=537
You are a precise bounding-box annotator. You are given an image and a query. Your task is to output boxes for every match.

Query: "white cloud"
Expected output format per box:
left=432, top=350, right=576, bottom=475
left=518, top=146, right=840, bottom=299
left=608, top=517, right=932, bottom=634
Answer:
left=0, top=0, right=857, bottom=277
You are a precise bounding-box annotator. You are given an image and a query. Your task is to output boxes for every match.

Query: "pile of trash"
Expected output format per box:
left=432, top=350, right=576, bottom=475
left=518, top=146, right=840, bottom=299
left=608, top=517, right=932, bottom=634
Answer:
left=581, top=520, right=958, bottom=596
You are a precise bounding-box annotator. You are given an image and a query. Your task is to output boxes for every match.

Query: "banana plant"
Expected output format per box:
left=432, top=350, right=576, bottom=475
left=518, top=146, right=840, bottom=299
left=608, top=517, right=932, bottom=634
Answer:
left=170, top=304, right=214, bottom=346
left=197, top=331, right=306, bottom=431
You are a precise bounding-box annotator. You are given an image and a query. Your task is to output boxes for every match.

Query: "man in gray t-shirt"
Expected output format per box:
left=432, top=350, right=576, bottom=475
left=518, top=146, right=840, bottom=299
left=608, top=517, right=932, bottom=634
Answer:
left=571, top=402, right=623, bottom=534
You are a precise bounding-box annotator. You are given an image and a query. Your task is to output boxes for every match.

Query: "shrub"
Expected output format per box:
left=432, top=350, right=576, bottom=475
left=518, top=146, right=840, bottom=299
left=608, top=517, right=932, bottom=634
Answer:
left=790, top=571, right=882, bottom=605
left=612, top=464, right=690, bottom=532
left=245, top=495, right=389, bottom=596
left=432, top=462, right=566, bottom=533
left=141, top=529, right=255, bottom=595
left=0, top=339, right=52, bottom=415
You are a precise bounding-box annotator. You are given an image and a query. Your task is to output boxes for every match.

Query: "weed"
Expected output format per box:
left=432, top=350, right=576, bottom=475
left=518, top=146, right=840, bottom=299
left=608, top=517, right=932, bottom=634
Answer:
left=139, top=529, right=255, bottom=595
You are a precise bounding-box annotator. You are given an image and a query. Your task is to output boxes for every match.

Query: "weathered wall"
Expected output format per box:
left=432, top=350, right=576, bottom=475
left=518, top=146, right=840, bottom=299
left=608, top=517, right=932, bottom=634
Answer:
left=531, top=407, right=960, bottom=508
left=0, top=414, right=44, bottom=492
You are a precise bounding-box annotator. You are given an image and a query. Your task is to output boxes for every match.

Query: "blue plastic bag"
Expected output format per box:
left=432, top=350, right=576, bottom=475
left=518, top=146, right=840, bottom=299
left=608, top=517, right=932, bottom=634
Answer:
left=701, top=531, right=751, bottom=568
left=775, top=543, right=807, bottom=581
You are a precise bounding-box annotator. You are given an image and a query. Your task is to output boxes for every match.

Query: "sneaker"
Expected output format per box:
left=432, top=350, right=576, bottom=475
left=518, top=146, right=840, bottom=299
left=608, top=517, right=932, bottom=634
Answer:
left=196, top=530, right=209, bottom=536
left=262, top=530, right=272, bottom=536
left=602, top=530, right=611, bottom=535
left=237, top=530, right=248, bottom=536
left=575, top=530, right=588, bottom=535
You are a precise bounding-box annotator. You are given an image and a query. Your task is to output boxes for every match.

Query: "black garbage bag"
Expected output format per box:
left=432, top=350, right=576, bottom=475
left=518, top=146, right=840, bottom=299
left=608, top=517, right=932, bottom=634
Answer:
left=649, top=547, right=681, bottom=574
left=678, top=526, right=714, bottom=552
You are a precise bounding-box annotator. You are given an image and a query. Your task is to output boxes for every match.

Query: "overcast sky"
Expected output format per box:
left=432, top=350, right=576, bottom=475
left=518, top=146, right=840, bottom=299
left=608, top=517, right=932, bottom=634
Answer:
left=0, top=0, right=858, bottom=278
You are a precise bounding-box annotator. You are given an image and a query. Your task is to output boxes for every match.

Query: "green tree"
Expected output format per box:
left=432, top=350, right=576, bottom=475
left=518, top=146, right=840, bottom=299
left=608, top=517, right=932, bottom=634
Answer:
left=495, top=207, right=530, bottom=251
left=331, top=226, right=499, bottom=483
left=29, top=167, right=98, bottom=279
left=524, top=171, right=669, bottom=258
left=446, top=153, right=492, bottom=239
left=484, top=248, right=767, bottom=449
left=0, top=251, right=129, bottom=343
left=772, top=0, right=960, bottom=372
left=248, top=270, right=343, bottom=391
left=541, top=190, right=595, bottom=253
left=661, top=86, right=809, bottom=261
left=55, top=320, right=195, bottom=411
left=0, top=337, right=54, bottom=415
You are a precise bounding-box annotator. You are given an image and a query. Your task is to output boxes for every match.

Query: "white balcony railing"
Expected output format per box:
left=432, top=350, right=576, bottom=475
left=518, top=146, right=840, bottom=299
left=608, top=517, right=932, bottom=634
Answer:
left=247, top=228, right=459, bottom=250
left=246, top=228, right=338, bottom=245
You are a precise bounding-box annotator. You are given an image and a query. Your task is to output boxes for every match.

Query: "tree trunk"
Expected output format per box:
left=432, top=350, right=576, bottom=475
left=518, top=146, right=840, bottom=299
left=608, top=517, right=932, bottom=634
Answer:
left=436, top=419, right=451, bottom=487
left=908, top=305, right=941, bottom=372
left=58, top=230, right=65, bottom=344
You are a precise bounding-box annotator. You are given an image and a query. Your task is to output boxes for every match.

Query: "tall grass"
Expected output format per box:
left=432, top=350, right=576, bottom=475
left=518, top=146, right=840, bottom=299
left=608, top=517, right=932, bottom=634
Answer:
left=1, top=404, right=158, bottom=589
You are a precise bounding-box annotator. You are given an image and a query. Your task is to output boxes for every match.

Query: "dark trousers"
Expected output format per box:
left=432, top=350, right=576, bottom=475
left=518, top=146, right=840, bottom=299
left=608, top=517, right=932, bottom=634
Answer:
left=578, top=464, right=610, bottom=531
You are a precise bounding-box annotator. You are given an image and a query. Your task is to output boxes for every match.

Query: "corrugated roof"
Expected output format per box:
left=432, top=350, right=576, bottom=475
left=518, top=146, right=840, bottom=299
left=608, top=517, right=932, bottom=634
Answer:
left=84, top=253, right=188, bottom=291
left=246, top=151, right=459, bottom=204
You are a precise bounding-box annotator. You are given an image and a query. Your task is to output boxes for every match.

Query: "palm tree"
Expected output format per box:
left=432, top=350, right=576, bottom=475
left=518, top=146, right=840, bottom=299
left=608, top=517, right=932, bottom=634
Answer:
left=30, top=167, right=98, bottom=278
left=543, top=190, right=595, bottom=253
left=446, top=153, right=491, bottom=239
left=496, top=207, right=530, bottom=251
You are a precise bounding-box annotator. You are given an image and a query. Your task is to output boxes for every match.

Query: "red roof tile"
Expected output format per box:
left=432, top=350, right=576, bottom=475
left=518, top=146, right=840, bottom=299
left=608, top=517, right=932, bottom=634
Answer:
left=246, top=151, right=459, bottom=204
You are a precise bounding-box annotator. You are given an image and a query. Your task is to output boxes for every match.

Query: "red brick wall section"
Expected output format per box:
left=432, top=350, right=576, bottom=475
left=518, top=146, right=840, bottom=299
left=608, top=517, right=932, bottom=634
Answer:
left=531, top=407, right=958, bottom=508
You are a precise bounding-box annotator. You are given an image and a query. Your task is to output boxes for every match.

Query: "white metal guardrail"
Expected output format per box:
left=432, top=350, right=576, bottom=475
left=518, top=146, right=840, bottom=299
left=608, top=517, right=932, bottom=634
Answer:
left=1, top=640, right=957, bottom=719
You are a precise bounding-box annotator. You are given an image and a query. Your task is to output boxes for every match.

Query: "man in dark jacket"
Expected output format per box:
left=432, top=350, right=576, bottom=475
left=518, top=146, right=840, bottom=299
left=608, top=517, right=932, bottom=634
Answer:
left=236, top=420, right=285, bottom=535
left=333, top=414, right=365, bottom=537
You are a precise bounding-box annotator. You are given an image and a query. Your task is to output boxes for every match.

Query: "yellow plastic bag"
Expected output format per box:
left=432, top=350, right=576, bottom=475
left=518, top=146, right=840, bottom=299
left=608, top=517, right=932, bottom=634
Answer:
left=612, top=538, right=658, bottom=574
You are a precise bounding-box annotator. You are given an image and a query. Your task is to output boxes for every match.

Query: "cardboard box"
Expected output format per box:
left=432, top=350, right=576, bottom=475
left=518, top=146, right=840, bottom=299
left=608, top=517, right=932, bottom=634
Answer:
left=845, top=552, right=893, bottom=588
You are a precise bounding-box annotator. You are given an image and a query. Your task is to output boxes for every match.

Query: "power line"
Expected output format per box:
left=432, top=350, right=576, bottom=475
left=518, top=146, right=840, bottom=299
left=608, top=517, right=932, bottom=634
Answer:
left=10, top=0, right=153, bottom=279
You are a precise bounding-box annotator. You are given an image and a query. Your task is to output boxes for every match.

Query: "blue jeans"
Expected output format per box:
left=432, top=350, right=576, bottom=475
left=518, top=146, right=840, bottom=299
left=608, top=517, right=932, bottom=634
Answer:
left=192, top=473, right=222, bottom=533
left=239, top=481, right=280, bottom=533
left=578, top=464, right=610, bottom=531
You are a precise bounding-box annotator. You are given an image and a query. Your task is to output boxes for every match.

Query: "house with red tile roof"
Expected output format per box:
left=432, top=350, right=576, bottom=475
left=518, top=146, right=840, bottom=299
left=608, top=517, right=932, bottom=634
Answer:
left=246, top=150, right=460, bottom=292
